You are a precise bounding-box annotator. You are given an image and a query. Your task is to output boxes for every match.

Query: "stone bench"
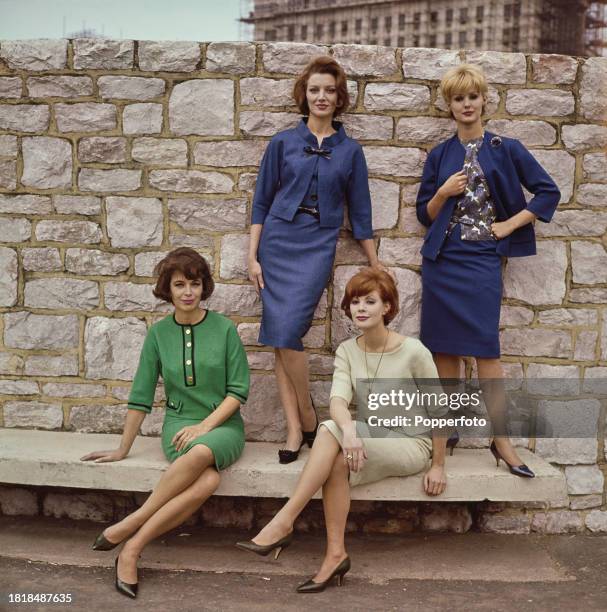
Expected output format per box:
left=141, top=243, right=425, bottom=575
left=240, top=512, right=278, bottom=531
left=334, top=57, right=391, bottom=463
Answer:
left=0, top=428, right=568, bottom=504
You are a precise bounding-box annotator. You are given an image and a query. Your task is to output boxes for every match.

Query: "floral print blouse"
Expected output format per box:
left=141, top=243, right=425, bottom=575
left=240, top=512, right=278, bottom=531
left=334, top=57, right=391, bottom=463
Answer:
left=448, top=136, right=496, bottom=240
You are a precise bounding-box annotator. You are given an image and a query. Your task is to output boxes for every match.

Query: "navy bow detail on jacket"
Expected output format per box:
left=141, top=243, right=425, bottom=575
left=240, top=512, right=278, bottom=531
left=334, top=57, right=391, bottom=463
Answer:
left=303, top=145, right=332, bottom=158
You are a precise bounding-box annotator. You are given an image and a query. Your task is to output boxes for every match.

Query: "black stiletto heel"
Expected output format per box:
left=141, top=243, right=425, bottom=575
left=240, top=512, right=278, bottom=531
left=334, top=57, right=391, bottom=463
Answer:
left=92, top=531, right=120, bottom=551
left=114, top=557, right=138, bottom=599
left=302, top=394, right=319, bottom=448
left=490, top=440, right=534, bottom=478
left=236, top=532, right=293, bottom=559
left=296, top=557, right=351, bottom=593
left=446, top=430, right=459, bottom=456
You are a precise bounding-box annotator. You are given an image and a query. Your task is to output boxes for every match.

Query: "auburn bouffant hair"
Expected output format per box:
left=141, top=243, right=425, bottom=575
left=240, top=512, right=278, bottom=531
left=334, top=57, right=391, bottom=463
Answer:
left=292, top=56, right=349, bottom=117
left=341, top=268, right=399, bottom=325
left=152, top=247, right=214, bottom=303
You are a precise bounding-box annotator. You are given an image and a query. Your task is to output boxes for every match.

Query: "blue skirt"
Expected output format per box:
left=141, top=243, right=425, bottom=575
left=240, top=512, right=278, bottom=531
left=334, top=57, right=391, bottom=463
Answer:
left=420, top=224, right=502, bottom=358
left=258, top=212, right=339, bottom=351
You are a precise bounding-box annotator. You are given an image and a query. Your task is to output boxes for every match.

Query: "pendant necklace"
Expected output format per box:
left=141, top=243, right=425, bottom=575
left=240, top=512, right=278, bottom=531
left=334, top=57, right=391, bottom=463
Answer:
left=364, top=330, right=390, bottom=397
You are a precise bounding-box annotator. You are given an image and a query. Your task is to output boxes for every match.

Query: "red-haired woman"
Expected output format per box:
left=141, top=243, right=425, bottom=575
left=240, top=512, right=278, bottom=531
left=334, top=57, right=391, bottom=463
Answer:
left=248, top=56, right=385, bottom=464
left=82, top=248, right=249, bottom=599
left=237, top=268, right=448, bottom=593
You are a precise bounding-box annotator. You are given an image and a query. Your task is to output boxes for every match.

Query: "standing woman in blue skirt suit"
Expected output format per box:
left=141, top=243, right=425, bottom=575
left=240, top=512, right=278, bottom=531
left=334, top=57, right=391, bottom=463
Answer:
left=248, top=56, right=384, bottom=463
left=416, top=64, right=560, bottom=476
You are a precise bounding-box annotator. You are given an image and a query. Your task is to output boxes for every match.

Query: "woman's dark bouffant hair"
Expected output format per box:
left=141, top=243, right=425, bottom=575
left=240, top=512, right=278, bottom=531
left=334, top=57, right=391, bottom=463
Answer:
left=292, top=56, right=349, bottom=117
left=341, top=268, right=399, bottom=325
left=153, top=247, right=214, bottom=303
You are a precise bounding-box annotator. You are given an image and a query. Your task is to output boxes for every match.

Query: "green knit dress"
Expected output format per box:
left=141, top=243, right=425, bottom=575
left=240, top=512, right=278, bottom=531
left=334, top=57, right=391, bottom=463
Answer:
left=127, top=310, right=249, bottom=469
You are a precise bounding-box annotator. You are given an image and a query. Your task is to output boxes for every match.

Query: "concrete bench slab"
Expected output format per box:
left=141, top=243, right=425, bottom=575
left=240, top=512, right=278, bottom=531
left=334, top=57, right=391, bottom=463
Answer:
left=0, top=429, right=568, bottom=504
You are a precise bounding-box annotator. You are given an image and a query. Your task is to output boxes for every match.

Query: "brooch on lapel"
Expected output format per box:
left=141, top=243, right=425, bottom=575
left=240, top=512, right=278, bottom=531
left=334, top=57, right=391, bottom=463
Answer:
left=304, top=145, right=332, bottom=159
left=490, top=136, right=502, bottom=148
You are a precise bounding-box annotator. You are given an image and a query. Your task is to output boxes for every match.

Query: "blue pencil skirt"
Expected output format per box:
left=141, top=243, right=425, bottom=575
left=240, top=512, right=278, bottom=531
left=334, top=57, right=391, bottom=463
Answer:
left=257, top=212, right=340, bottom=351
left=420, top=224, right=502, bottom=358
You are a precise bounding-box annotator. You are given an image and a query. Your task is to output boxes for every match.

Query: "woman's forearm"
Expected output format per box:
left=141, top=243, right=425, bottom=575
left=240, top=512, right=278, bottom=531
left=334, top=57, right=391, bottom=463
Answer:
left=329, top=397, right=356, bottom=433
left=426, top=190, right=448, bottom=222
left=508, top=208, right=537, bottom=230
left=430, top=429, right=447, bottom=467
left=248, top=224, right=263, bottom=262
left=359, top=238, right=379, bottom=267
left=118, top=409, right=147, bottom=455
left=202, top=396, right=241, bottom=431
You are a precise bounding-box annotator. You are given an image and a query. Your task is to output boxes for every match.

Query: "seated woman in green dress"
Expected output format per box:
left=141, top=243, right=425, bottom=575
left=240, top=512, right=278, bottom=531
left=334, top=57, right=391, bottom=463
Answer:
left=81, top=247, right=249, bottom=599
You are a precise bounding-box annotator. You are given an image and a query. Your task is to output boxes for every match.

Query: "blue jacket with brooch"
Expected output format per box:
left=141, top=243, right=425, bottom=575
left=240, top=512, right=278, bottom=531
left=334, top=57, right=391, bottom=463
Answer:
left=251, top=118, right=373, bottom=240
left=416, top=131, right=561, bottom=260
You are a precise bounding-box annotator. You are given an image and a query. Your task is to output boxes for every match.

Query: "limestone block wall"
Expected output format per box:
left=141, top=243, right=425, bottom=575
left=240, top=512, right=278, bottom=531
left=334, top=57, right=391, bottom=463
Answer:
left=0, top=39, right=606, bottom=531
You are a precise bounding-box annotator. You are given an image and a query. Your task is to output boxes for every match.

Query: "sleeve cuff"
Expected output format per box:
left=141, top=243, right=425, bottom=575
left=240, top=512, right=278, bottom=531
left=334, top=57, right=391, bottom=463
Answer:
left=417, top=205, right=432, bottom=227
left=227, top=391, right=247, bottom=404
left=526, top=201, right=554, bottom=224
left=251, top=209, right=268, bottom=225
left=352, top=229, right=374, bottom=241
left=127, top=403, right=151, bottom=414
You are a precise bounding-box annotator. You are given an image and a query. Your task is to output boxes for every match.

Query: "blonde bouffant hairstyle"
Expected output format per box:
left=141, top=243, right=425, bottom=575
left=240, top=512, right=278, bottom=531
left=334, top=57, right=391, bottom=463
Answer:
left=440, top=64, right=489, bottom=117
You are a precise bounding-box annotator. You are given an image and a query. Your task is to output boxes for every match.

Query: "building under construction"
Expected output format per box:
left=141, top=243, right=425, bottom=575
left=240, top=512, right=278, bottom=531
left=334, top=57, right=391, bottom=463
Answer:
left=240, top=0, right=607, bottom=56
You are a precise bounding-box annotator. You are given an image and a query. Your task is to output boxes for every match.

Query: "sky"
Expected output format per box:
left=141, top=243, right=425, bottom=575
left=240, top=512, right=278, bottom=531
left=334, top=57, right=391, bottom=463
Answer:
left=0, top=0, right=243, bottom=41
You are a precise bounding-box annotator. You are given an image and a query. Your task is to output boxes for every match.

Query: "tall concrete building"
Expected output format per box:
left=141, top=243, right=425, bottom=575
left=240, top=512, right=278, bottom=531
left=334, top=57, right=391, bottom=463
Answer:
left=240, top=0, right=607, bottom=56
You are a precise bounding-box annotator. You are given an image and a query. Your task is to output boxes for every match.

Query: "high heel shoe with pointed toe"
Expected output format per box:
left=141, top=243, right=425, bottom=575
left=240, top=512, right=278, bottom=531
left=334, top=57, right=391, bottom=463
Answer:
left=235, top=531, right=293, bottom=560
left=302, top=394, right=319, bottom=448
left=446, top=430, right=459, bottom=456
left=278, top=439, right=305, bottom=464
left=114, top=557, right=138, bottom=599
left=296, top=556, right=351, bottom=593
left=490, top=440, right=535, bottom=478
left=92, top=531, right=120, bottom=551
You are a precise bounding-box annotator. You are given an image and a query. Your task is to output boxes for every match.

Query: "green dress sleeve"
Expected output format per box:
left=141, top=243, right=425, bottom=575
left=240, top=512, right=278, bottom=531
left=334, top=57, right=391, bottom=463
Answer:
left=127, top=327, right=161, bottom=414
left=225, top=323, right=250, bottom=404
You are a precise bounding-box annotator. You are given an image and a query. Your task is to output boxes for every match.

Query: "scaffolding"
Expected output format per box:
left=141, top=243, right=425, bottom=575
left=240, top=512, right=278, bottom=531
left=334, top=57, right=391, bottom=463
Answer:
left=585, top=1, right=607, bottom=55
left=239, top=0, right=607, bottom=55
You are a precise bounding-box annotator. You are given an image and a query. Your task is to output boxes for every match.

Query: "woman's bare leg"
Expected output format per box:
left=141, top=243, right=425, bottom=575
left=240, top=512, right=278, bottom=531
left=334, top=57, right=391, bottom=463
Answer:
left=313, top=452, right=350, bottom=582
left=275, top=349, right=304, bottom=451
left=277, top=347, right=316, bottom=432
left=433, top=352, right=462, bottom=379
left=253, top=426, right=341, bottom=544
left=477, top=357, right=525, bottom=466
left=104, top=445, right=214, bottom=543
left=117, top=466, right=220, bottom=584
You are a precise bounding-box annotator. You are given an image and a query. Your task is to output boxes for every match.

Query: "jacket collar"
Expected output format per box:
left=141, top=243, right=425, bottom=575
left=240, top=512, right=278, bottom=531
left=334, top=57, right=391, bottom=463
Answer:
left=450, top=129, right=496, bottom=151
left=296, top=116, right=346, bottom=148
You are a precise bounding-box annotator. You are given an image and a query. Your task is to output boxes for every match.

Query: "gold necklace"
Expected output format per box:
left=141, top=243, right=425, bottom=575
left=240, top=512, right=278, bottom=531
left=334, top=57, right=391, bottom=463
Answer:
left=363, top=330, right=390, bottom=395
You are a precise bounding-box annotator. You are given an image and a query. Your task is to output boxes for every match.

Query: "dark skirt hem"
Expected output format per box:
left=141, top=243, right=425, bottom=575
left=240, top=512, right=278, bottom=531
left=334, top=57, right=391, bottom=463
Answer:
left=422, top=336, right=500, bottom=359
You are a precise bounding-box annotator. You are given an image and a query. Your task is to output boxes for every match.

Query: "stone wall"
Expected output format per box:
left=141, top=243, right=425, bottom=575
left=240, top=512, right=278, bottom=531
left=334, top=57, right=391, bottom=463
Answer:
left=0, top=39, right=606, bottom=531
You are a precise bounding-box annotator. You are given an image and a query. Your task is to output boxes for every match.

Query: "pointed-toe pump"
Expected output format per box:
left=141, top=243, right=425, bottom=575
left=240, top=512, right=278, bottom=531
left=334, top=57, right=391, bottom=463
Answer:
left=114, top=557, right=138, bottom=599
left=446, top=430, right=460, bottom=456
left=235, top=532, right=293, bottom=560
left=302, top=395, right=319, bottom=448
left=92, top=531, right=120, bottom=551
left=490, top=440, right=534, bottom=478
left=278, top=439, right=305, bottom=464
left=296, top=556, right=351, bottom=593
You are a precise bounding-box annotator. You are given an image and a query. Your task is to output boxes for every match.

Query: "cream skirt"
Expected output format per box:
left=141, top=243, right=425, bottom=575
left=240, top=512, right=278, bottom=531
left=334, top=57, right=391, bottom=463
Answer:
left=320, top=419, right=433, bottom=487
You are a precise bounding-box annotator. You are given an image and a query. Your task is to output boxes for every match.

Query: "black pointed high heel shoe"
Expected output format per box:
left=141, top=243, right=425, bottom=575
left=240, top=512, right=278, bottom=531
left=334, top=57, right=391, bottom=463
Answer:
left=446, top=430, right=459, bottom=456
left=302, top=394, right=319, bottom=448
left=296, top=556, right=351, bottom=593
left=92, top=531, right=120, bottom=551
left=490, top=440, right=534, bottom=478
left=114, top=557, right=138, bottom=599
left=235, top=531, right=293, bottom=560
left=278, top=438, right=305, bottom=464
